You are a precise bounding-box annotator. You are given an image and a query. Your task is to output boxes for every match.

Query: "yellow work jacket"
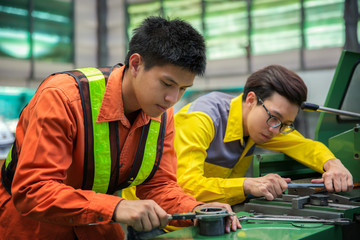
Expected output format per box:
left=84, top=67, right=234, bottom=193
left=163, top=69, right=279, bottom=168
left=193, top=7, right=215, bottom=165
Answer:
left=174, top=92, right=335, bottom=206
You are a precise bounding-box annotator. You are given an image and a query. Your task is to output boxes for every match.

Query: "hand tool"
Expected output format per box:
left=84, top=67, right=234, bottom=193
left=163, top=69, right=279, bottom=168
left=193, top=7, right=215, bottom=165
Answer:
left=287, top=183, right=325, bottom=188
left=168, top=211, right=235, bottom=220
left=169, top=207, right=235, bottom=236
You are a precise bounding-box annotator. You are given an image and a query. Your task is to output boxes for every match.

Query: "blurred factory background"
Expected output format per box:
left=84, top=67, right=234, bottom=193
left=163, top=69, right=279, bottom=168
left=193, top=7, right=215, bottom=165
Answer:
left=0, top=0, right=359, bottom=143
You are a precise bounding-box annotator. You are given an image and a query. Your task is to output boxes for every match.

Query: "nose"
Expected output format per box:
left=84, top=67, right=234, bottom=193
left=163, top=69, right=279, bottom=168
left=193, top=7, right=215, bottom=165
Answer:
left=268, top=126, right=280, bottom=135
left=165, top=88, right=181, bottom=105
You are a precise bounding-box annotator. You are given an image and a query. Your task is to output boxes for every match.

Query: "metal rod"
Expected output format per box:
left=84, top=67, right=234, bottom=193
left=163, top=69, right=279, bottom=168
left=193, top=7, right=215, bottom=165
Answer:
left=287, top=183, right=325, bottom=188
left=168, top=212, right=234, bottom=220
left=301, top=102, right=360, bottom=118
left=238, top=215, right=351, bottom=225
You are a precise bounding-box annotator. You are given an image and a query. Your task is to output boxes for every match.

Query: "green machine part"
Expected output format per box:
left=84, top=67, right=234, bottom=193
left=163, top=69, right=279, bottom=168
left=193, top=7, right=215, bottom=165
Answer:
left=329, top=125, right=360, bottom=182
left=153, top=212, right=342, bottom=240
left=315, top=50, right=360, bottom=182
left=315, top=50, right=360, bottom=145
left=252, top=153, right=319, bottom=179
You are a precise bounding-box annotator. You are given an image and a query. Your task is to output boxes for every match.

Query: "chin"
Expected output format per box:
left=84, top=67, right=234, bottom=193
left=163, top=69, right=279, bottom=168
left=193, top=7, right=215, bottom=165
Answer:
left=146, top=110, right=164, bottom=118
left=251, top=135, right=265, bottom=145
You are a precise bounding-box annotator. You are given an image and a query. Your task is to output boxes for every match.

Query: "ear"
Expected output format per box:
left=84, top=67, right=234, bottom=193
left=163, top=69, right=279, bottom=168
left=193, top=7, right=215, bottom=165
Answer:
left=128, top=53, right=143, bottom=77
left=245, top=91, right=257, bottom=108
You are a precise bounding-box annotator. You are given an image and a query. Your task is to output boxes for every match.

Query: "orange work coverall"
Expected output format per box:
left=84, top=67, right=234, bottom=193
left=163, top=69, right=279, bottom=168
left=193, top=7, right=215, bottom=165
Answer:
left=0, top=66, right=200, bottom=240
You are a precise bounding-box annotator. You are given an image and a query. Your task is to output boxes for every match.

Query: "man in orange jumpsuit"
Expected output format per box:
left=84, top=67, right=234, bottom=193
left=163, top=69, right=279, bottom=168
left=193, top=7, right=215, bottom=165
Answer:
left=0, top=16, right=240, bottom=240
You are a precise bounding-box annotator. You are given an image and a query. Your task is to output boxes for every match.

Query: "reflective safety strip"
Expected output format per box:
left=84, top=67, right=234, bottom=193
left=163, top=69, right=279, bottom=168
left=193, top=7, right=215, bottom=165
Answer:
left=5, top=145, right=13, bottom=168
left=129, top=120, right=161, bottom=187
left=76, top=68, right=111, bottom=194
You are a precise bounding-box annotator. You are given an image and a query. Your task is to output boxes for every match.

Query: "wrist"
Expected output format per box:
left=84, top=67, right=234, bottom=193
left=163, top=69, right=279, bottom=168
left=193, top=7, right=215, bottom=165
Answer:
left=243, top=178, right=250, bottom=195
left=112, top=199, right=125, bottom=221
left=323, top=158, right=340, bottom=171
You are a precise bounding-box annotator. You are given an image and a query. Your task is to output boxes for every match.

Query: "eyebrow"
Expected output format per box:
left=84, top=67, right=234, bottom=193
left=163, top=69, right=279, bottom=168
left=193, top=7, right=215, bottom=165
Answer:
left=163, top=76, right=193, bottom=88
left=271, top=109, right=294, bottom=124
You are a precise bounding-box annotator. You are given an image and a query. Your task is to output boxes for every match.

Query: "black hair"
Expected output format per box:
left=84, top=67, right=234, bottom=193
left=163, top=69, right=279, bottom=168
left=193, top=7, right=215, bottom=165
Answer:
left=242, top=65, right=307, bottom=107
left=124, top=16, right=206, bottom=76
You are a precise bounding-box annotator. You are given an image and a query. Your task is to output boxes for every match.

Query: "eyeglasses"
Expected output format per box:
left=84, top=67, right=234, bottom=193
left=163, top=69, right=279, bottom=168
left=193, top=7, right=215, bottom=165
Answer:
left=257, top=96, right=295, bottom=134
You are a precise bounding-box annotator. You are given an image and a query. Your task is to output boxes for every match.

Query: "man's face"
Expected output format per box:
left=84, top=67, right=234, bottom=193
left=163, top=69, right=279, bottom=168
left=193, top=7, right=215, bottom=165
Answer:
left=132, top=63, right=195, bottom=118
left=246, top=92, right=299, bottom=144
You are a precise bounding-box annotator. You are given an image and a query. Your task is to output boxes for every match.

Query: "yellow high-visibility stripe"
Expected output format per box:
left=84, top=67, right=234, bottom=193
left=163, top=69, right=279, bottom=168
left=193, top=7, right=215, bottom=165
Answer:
left=129, top=120, right=160, bottom=187
left=76, top=67, right=111, bottom=194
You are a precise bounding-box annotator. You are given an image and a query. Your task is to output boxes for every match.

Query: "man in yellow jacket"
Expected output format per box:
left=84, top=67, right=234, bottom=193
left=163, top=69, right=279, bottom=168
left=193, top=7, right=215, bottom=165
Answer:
left=174, top=65, right=353, bottom=206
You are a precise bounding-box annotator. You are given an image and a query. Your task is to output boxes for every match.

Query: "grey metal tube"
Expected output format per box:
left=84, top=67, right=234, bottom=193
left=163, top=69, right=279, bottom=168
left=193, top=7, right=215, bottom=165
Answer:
left=301, top=102, right=360, bottom=118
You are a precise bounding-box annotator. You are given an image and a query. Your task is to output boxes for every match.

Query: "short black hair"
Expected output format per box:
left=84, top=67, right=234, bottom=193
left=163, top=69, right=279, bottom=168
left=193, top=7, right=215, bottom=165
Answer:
left=243, top=65, right=307, bottom=107
left=124, top=16, right=206, bottom=76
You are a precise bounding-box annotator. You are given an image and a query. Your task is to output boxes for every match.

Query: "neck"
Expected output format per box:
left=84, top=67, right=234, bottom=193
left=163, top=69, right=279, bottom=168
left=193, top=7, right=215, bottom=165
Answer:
left=126, top=110, right=140, bottom=125
left=242, top=101, right=249, bottom=137
left=122, top=69, right=140, bottom=117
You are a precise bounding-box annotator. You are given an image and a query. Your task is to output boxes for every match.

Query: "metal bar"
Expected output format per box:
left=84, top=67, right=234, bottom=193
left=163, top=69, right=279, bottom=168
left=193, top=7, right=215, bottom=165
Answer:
left=168, top=212, right=234, bottom=221
left=238, top=215, right=351, bottom=225
left=317, top=106, right=360, bottom=118
left=301, top=102, right=360, bottom=118
left=287, top=183, right=325, bottom=188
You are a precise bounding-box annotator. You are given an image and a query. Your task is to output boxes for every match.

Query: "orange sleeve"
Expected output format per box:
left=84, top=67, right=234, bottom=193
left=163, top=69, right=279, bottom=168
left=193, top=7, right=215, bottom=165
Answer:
left=11, top=74, right=121, bottom=226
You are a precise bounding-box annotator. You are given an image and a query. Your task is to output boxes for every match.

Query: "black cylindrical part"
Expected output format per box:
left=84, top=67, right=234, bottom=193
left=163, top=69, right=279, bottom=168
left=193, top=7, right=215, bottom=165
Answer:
left=196, top=207, right=227, bottom=236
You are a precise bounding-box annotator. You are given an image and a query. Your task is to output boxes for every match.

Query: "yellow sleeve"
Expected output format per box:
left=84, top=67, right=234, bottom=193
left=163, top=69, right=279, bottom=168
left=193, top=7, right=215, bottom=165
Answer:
left=259, top=130, right=335, bottom=173
left=175, top=105, right=246, bottom=206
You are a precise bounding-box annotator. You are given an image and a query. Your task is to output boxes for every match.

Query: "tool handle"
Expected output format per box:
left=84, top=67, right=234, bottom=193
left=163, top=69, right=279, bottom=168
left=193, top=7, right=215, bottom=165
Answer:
left=287, top=183, right=325, bottom=188
left=301, top=102, right=360, bottom=118
left=169, top=212, right=235, bottom=220
left=168, top=213, right=196, bottom=220
left=301, top=102, right=319, bottom=111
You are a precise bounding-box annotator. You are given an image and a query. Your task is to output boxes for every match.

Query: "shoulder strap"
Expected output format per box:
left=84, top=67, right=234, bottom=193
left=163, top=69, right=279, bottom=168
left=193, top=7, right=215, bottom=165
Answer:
left=118, top=112, right=167, bottom=189
left=64, top=65, right=122, bottom=193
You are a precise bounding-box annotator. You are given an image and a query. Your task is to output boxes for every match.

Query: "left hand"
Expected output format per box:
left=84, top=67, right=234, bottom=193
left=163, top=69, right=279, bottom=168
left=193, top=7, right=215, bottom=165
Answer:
left=311, top=158, right=353, bottom=192
left=193, top=202, right=241, bottom=233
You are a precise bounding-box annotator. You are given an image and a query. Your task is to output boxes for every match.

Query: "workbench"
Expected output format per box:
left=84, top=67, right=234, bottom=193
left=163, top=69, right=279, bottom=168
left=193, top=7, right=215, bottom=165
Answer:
left=153, top=212, right=341, bottom=240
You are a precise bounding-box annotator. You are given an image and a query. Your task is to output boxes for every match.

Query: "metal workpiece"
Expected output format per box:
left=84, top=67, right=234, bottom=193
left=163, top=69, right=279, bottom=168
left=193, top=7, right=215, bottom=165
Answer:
left=243, top=197, right=355, bottom=220
left=197, top=217, right=225, bottom=236
left=195, top=207, right=231, bottom=236
left=238, top=214, right=352, bottom=225
left=168, top=207, right=235, bottom=221
left=281, top=193, right=330, bottom=209
left=329, top=190, right=360, bottom=206
left=292, top=195, right=310, bottom=209
left=310, top=194, right=330, bottom=206
left=287, top=187, right=319, bottom=196
left=168, top=207, right=235, bottom=236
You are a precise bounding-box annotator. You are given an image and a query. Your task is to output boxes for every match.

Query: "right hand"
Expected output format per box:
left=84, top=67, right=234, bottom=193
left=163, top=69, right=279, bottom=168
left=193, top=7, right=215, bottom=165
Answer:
left=113, top=199, right=169, bottom=232
left=243, top=174, right=291, bottom=200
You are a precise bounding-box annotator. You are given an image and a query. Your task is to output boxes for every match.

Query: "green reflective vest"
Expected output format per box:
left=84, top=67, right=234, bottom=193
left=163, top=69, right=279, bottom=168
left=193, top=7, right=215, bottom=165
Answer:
left=1, top=65, right=166, bottom=195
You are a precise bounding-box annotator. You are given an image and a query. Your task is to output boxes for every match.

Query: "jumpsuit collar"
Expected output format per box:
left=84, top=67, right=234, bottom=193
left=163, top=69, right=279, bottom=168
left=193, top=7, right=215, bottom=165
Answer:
left=223, top=93, right=246, bottom=145
left=96, top=65, right=161, bottom=127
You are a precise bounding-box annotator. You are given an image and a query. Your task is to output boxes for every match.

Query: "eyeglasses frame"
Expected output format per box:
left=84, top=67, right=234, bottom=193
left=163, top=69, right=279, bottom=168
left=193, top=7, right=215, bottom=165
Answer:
left=257, top=96, right=295, bottom=134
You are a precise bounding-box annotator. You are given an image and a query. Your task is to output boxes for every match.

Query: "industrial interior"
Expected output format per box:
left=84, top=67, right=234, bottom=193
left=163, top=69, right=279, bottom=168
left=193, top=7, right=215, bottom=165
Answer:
left=0, top=0, right=360, bottom=239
